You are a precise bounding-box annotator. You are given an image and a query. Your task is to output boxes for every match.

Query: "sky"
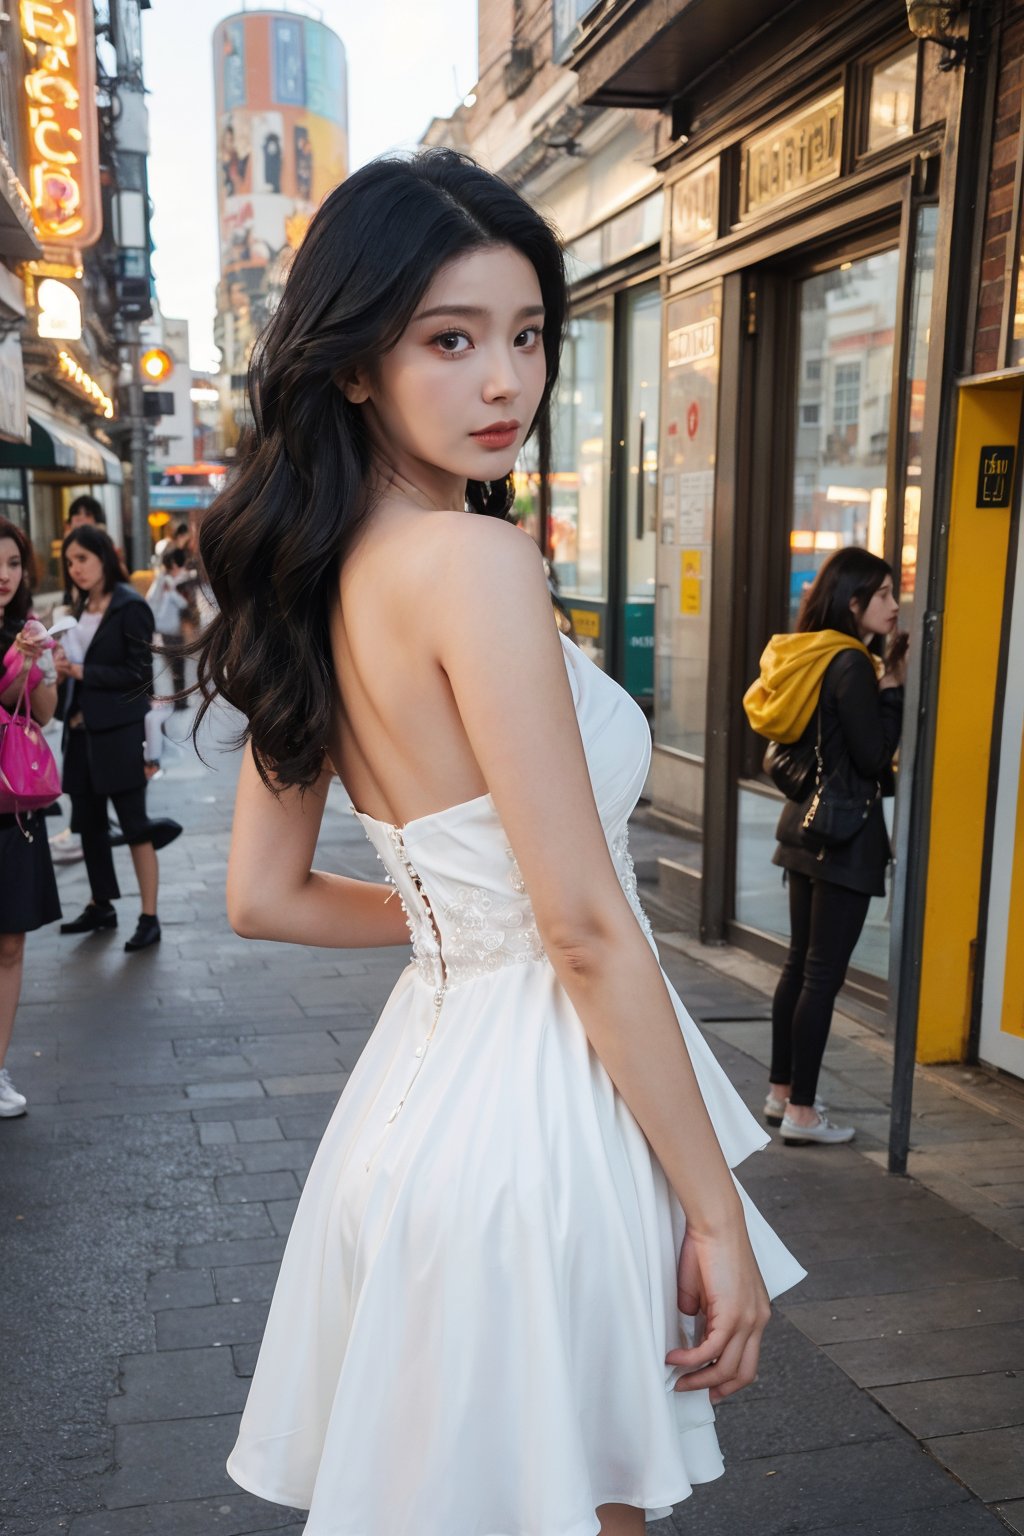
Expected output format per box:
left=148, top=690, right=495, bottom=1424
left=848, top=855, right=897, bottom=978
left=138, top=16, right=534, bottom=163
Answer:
left=142, top=0, right=478, bottom=371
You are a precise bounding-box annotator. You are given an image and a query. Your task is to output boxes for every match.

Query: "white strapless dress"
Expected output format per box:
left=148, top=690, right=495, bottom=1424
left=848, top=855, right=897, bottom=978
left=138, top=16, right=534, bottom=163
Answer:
left=227, top=630, right=805, bottom=1535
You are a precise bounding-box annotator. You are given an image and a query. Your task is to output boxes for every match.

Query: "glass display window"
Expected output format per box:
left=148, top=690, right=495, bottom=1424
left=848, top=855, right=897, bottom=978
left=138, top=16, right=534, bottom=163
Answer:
left=654, top=283, right=721, bottom=758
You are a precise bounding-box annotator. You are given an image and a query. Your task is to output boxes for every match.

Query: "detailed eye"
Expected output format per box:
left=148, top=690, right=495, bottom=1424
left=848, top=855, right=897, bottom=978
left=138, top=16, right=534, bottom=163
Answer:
left=515, top=326, right=543, bottom=348
left=434, top=330, right=471, bottom=356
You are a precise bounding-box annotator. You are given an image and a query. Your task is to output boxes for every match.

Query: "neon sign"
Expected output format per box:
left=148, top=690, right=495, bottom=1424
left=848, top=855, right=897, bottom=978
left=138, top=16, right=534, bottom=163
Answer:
left=20, top=1, right=101, bottom=247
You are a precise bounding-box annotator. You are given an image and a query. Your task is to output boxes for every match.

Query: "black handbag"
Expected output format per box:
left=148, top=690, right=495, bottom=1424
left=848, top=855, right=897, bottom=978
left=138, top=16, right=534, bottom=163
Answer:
left=763, top=736, right=818, bottom=802
left=798, top=712, right=880, bottom=858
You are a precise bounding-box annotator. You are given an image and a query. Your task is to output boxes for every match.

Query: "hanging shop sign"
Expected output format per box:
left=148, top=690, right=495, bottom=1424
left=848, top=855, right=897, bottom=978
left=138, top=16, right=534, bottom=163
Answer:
left=20, top=0, right=102, bottom=248
left=668, top=160, right=719, bottom=259
left=739, top=88, right=844, bottom=221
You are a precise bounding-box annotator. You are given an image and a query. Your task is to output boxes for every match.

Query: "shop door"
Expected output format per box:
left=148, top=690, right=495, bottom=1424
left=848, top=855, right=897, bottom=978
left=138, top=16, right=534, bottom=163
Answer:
left=733, top=216, right=936, bottom=986
left=978, top=511, right=1024, bottom=1076
left=617, top=284, right=660, bottom=699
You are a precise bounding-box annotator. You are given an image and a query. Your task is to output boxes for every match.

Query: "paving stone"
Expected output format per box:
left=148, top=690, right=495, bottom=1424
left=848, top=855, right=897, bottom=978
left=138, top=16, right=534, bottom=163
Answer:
left=792, top=1241, right=1024, bottom=1301
left=233, top=1117, right=284, bottom=1143
left=232, top=1342, right=259, bottom=1377
left=232, top=1138, right=320, bottom=1175
left=267, top=1198, right=299, bottom=1235
left=665, top=1437, right=974, bottom=1535
left=107, top=1414, right=241, bottom=1506
left=785, top=1278, right=1024, bottom=1344
left=996, top=1499, right=1024, bottom=1536
left=873, top=1371, right=1024, bottom=1437
left=155, top=1301, right=269, bottom=1350
left=198, top=1122, right=238, bottom=1146
left=214, top=1170, right=300, bottom=1205
left=213, top=1261, right=282, bottom=1304
left=261, top=1072, right=348, bottom=1097
left=184, top=1080, right=267, bottom=1102
left=276, top=1111, right=332, bottom=1139
left=145, top=1268, right=216, bottom=1311
left=800, top=1504, right=1006, bottom=1535
left=925, top=1424, right=1024, bottom=1502
left=107, top=1346, right=249, bottom=1423
left=178, top=1235, right=286, bottom=1270
left=824, top=1320, right=1024, bottom=1387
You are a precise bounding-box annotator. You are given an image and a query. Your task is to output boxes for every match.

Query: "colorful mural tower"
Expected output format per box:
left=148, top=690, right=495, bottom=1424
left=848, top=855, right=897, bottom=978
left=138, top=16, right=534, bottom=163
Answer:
left=212, top=10, right=348, bottom=438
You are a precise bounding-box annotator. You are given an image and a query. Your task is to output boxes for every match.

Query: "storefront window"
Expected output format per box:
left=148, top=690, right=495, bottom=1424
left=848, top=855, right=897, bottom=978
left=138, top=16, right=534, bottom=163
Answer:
left=549, top=302, right=613, bottom=662
left=788, top=248, right=901, bottom=623
left=654, top=283, right=720, bottom=757
left=624, top=285, right=660, bottom=696
left=867, top=45, right=918, bottom=153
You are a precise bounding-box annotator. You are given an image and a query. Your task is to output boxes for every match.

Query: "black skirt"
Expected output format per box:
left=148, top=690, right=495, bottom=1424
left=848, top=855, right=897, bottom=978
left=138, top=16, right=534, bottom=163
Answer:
left=0, top=812, right=62, bottom=932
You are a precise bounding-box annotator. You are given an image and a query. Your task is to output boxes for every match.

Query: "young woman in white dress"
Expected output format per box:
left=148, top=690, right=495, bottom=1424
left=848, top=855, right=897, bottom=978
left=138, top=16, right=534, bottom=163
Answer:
left=193, top=150, right=803, bottom=1536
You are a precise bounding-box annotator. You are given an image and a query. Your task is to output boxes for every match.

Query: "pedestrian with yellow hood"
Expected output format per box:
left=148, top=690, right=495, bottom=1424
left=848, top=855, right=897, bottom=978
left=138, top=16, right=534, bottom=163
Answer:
left=743, top=547, right=907, bottom=1146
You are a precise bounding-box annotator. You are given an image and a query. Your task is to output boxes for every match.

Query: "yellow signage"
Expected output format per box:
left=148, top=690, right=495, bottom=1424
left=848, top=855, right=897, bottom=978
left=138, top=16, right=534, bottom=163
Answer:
left=569, top=608, right=601, bottom=639
left=680, top=549, right=703, bottom=615
left=21, top=0, right=102, bottom=247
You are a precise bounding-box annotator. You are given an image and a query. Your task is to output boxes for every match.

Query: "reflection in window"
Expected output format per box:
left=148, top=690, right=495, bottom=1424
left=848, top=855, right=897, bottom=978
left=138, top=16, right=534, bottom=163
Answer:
left=867, top=45, right=918, bottom=153
left=655, top=284, right=721, bottom=758
left=788, top=250, right=901, bottom=623
left=549, top=304, right=612, bottom=660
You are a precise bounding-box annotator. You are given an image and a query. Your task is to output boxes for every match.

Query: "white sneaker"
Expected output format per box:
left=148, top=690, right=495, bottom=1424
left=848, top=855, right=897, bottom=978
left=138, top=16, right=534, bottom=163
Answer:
left=0, top=1067, right=27, bottom=1118
left=780, top=1109, right=854, bottom=1146
left=49, top=827, right=83, bottom=863
left=764, top=1092, right=826, bottom=1127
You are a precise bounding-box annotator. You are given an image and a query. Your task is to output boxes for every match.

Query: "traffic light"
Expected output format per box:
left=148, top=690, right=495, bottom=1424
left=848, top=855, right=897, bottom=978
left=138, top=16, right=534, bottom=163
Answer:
left=140, top=346, right=173, bottom=382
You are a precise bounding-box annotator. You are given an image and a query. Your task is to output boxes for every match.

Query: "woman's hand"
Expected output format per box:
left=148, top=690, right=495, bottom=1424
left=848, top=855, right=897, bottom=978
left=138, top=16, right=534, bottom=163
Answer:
left=880, top=632, right=909, bottom=690
left=665, top=1220, right=771, bottom=1404
left=9, top=622, right=46, bottom=670
left=53, top=646, right=83, bottom=682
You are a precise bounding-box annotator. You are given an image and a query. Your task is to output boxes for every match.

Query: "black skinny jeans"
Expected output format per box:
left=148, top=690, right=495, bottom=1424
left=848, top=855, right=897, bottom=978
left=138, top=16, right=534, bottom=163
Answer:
left=770, top=872, right=871, bottom=1106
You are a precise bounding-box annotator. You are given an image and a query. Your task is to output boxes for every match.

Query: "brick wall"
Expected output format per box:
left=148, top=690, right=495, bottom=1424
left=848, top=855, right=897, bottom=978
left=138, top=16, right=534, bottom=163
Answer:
left=471, top=0, right=570, bottom=137
left=974, top=8, right=1024, bottom=373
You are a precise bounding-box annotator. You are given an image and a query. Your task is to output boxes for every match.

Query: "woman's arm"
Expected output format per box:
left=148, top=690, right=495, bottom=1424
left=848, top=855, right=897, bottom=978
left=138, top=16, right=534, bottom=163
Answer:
left=832, top=653, right=903, bottom=780
left=425, top=515, right=769, bottom=1401
left=227, top=745, right=414, bottom=949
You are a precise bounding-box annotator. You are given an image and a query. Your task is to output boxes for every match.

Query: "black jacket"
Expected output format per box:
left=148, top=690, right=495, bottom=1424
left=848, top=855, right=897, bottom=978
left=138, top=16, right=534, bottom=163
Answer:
left=69, top=584, right=154, bottom=733
left=773, top=649, right=903, bottom=896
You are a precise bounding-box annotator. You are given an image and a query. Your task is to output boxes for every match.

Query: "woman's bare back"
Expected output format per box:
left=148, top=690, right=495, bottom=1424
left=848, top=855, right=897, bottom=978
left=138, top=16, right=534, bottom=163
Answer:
left=327, top=501, right=489, bottom=826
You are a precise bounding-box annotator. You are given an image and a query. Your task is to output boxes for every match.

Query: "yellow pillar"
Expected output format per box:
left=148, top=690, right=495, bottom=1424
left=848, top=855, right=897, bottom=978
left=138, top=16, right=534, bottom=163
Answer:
left=916, top=378, right=1021, bottom=1062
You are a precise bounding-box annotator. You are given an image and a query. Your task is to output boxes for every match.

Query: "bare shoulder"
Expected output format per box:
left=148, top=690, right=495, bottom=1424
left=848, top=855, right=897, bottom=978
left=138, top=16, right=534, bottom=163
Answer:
left=411, top=513, right=548, bottom=628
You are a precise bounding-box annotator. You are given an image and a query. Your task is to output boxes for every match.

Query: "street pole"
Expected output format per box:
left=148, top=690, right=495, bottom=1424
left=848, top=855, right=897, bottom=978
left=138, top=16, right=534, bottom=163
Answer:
left=125, top=318, right=149, bottom=570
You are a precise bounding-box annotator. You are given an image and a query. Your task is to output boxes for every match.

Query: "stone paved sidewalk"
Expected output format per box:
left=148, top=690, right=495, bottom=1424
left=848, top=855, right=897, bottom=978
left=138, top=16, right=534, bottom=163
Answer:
left=1, top=706, right=1021, bottom=1535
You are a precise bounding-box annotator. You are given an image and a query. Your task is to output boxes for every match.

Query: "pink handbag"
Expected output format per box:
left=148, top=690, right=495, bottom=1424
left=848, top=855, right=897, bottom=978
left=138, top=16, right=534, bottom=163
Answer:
left=0, top=672, right=62, bottom=837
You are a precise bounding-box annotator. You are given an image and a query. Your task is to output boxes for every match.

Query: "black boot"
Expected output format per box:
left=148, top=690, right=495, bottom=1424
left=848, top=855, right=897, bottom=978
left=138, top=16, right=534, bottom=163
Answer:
left=60, top=902, right=117, bottom=935
left=125, top=914, right=161, bottom=952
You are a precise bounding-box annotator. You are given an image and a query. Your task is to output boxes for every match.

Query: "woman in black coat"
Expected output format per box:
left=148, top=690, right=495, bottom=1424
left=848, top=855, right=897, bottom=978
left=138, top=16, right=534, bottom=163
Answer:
left=55, top=526, right=174, bottom=951
left=749, top=548, right=906, bottom=1146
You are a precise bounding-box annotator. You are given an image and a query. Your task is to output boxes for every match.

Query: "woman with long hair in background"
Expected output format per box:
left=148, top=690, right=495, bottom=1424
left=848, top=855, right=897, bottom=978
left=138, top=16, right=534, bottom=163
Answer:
left=745, top=547, right=907, bottom=1147
left=194, top=148, right=803, bottom=1536
left=55, top=525, right=170, bottom=952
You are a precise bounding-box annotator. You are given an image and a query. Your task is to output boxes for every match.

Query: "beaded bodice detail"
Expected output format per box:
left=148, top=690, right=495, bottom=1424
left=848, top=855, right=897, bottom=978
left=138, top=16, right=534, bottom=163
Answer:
left=358, top=813, right=655, bottom=993
left=350, top=628, right=655, bottom=994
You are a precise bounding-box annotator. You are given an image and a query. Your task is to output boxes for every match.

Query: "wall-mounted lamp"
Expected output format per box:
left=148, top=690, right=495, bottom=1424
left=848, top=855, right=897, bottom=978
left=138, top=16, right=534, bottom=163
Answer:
left=906, top=1, right=968, bottom=67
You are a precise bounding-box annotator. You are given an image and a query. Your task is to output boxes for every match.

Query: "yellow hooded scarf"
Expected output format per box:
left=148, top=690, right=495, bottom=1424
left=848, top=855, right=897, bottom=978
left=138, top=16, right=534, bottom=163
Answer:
left=743, top=630, right=875, bottom=744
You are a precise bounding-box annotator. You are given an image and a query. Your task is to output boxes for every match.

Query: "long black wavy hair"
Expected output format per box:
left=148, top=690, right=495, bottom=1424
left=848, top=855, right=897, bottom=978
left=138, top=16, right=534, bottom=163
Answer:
left=796, top=546, right=894, bottom=658
left=192, top=148, right=568, bottom=791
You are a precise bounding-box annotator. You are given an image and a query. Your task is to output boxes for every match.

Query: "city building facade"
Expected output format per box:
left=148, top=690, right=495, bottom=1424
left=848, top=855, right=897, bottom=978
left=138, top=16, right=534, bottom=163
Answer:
left=441, top=0, right=1024, bottom=1083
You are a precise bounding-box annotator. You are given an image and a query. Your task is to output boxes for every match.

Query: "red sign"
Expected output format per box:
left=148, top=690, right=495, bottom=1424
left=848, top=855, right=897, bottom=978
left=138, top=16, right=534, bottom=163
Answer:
left=686, top=401, right=699, bottom=439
